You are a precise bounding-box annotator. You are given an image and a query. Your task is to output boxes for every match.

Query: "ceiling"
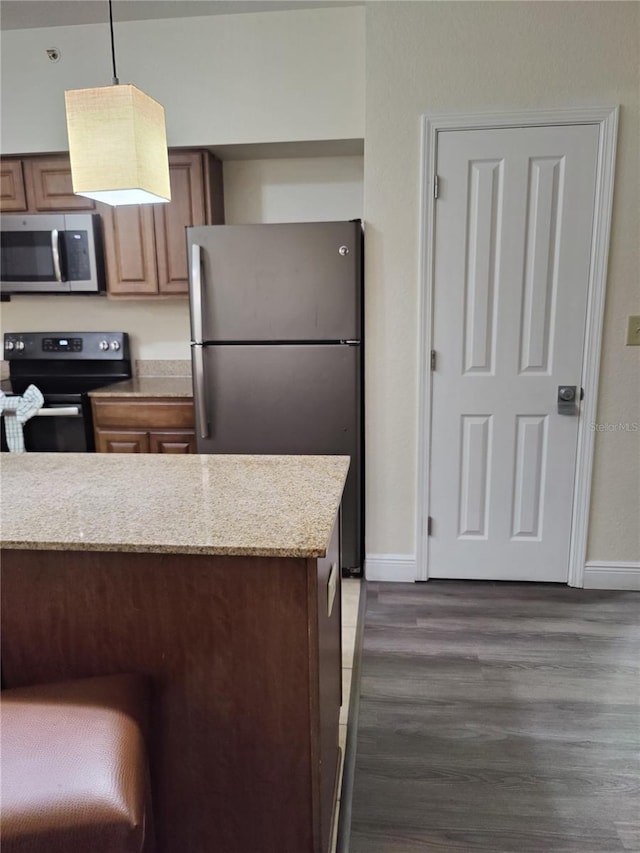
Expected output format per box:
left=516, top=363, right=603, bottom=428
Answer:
left=0, top=0, right=361, bottom=31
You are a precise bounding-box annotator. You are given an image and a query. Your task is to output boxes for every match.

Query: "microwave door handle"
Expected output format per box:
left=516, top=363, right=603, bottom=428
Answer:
left=51, top=229, right=63, bottom=282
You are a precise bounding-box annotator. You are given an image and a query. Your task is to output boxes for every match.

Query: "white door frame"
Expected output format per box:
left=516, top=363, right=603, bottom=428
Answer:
left=416, top=106, right=619, bottom=586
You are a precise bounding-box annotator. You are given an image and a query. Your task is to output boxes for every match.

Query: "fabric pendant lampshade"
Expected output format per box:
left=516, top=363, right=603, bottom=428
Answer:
left=64, top=83, right=171, bottom=206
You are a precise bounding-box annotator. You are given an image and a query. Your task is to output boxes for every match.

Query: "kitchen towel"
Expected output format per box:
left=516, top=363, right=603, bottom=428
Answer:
left=0, top=385, right=44, bottom=452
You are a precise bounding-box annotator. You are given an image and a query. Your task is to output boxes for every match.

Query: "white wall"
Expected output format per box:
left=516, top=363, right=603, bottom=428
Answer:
left=223, top=156, right=364, bottom=223
left=0, top=6, right=365, bottom=153
left=0, top=298, right=192, bottom=363
left=364, top=1, right=640, bottom=566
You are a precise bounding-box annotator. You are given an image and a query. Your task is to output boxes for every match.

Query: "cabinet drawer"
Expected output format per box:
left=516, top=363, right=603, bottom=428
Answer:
left=92, top=398, right=195, bottom=430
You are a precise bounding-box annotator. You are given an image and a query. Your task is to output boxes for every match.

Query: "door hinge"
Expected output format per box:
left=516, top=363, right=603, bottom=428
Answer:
left=433, top=175, right=439, bottom=199
left=427, top=516, right=433, bottom=536
left=430, top=350, right=436, bottom=371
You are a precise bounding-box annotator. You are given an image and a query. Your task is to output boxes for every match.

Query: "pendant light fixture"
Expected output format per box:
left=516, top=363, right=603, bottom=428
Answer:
left=64, top=0, right=171, bottom=206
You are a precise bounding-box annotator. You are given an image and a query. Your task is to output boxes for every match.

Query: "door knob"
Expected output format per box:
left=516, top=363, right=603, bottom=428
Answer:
left=558, top=385, right=577, bottom=415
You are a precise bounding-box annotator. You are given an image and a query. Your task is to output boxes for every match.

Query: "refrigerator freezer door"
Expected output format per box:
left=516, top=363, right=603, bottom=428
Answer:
left=188, top=221, right=362, bottom=342
left=193, top=343, right=363, bottom=571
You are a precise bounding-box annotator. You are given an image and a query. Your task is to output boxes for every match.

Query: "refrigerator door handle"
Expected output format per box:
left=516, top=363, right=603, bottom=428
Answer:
left=192, top=343, right=209, bottom=439
left=190, top=243, right=204, bottom=344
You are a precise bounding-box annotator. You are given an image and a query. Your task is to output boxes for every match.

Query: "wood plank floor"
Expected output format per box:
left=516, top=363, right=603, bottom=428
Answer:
left=349, top=581, right=640, bottom=852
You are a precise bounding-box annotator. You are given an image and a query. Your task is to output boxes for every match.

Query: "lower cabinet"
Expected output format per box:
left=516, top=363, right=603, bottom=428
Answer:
left=92, top=398, right=196, bottom=454
left=149, top=432, right=197, bottom=454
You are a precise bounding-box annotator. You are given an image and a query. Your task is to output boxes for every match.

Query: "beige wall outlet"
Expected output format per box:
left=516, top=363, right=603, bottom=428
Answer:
left=626, top=315, right=640, bottom=346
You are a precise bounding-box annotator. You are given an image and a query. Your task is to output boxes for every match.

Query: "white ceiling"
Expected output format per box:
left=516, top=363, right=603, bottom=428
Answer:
left=0, top=0, right=361, bottom=31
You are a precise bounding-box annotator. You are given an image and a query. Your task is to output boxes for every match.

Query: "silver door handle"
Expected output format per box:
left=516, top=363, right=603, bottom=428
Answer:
left=51, top=229, right=63, bottom=282
left=557, top=386, right=578, bottom=415
left=192, top=343, right=209, bottom=439
left=190, top=243, right=204, bottom=344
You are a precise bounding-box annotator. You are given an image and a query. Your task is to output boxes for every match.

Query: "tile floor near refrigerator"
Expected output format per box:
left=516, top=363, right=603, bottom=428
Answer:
left=332, top=578, right=361, bottom=853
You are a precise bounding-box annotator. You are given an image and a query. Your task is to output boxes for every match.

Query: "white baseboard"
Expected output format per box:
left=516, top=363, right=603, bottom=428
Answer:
left=364, top=556, right=639, bottom=588
left=365, top=554, right=417, bottom=582
left=583, top=561, right=640, bottom=590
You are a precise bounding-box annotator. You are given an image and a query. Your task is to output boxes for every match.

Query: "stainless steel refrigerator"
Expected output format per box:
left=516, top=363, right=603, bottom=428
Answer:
left=187, top=220, right=363, bottom=574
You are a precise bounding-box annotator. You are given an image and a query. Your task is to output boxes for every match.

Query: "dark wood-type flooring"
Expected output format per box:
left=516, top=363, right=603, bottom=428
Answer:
left=349, top=581, right=640, bottom=852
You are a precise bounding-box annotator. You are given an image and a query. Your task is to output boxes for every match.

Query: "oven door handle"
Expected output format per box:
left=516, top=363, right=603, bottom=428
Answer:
left=33, top=406, right=82, bottom=417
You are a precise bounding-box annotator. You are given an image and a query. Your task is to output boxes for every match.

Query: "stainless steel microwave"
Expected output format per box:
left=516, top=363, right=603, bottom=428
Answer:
left=0, top=213, right=106, bottom=294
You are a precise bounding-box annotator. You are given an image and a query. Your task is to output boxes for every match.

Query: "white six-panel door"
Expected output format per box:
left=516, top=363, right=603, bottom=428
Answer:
left=429, top=124, right=599, bottom=581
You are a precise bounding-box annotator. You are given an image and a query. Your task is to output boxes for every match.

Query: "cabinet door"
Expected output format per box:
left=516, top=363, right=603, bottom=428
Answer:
left=24, top=155, right=96, bottom=211
left=95, top=429, right=150, bottom=453
left=154, top=151, right=207, bottom=295
left=0, top=160, right=27, bottom=211
left=149, top=431, right=196, bottom=454
left=100, top=204, right=158, bottom=296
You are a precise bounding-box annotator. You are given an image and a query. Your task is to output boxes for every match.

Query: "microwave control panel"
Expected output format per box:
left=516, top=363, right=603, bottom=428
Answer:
left=64, top=231, right=91, bottom=282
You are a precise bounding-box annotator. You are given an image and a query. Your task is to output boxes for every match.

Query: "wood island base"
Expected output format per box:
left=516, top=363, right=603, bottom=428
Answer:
left=1, top=525, right=342, bottom=853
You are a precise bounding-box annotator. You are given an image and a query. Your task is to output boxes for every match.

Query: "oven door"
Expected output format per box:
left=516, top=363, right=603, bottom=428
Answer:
left=1, top=395, right=94, bottom=452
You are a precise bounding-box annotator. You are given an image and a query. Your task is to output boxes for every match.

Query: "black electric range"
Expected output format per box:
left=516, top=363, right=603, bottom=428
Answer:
left=2, top=332, right=131, bottom=452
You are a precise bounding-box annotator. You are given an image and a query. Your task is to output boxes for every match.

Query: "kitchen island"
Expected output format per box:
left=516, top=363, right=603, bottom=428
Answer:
left=1, top=453, right=349, bottom=853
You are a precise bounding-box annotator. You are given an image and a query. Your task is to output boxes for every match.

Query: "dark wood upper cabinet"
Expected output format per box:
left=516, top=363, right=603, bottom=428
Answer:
left=154, top=150, right=208, bottom=294
left=99, top=204, right=159, bottom=296
left=25, top=155, right=96, bottom=211
left=1, top=154, right=96, bottom=212
left=99, top=148, right=224, bottom=298
left=0, top=149, right=224, bottom=299
left=0, top=159, right=28, bottom=211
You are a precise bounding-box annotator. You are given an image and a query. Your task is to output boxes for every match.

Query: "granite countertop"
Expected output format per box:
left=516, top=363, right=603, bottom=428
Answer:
left=0, top=453, right=349, bottom=558
left=89, top=376, right=194, bottom=398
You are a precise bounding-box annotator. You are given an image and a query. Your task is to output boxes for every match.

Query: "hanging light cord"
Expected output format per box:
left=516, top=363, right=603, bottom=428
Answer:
left=108, top=0, right=119, bottom=85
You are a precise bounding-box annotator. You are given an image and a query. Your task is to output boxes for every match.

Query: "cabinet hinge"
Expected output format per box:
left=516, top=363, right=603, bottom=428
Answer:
left=433, top=175, right=439, bottom=199
left=427, top=516, right=433, bottom=536
left=430, top=350, right=436, bottom=371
